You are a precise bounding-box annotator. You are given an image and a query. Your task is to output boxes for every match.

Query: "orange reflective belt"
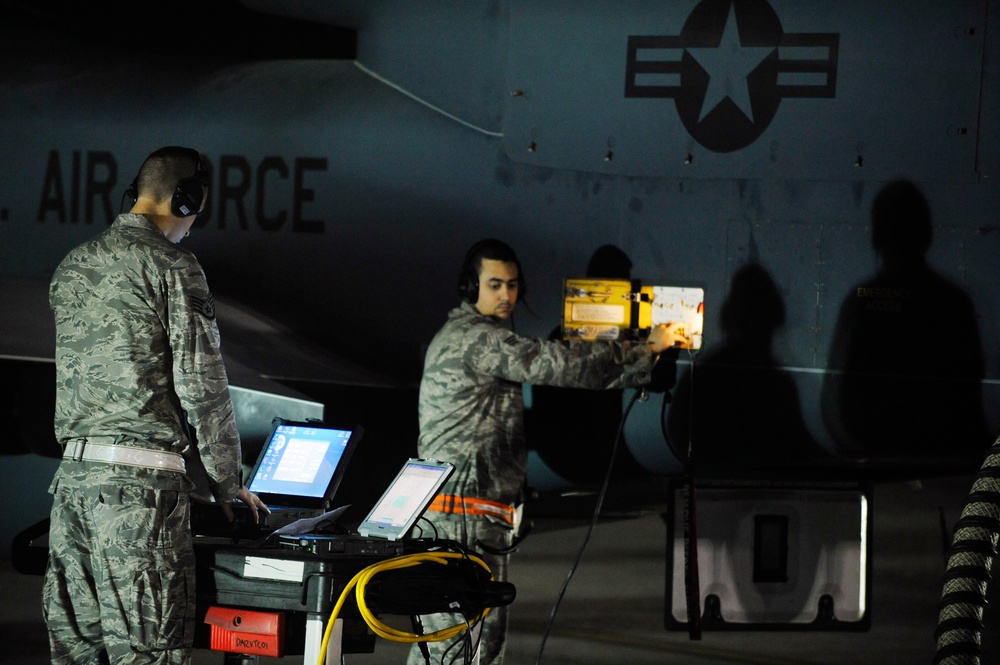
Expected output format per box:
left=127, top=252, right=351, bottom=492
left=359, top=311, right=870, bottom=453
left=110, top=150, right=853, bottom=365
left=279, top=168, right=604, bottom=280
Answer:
left=427, top=494, right=516, bottom=526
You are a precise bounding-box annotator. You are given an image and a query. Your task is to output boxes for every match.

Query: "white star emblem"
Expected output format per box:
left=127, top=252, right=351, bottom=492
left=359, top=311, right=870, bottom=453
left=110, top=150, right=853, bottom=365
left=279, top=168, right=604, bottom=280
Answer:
left=686, top=3, right=775, bottom=123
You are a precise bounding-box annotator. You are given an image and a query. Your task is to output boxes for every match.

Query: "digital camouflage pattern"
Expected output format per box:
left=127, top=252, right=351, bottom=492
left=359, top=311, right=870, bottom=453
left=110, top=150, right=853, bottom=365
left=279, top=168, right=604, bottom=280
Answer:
left=417, top=301, right=653, bottom=508
left=43, top=471, right=195, bottom=665
left=410, top=301, right=653, bottom=665
left=49, top=213, right=242, bottom=500
left=45, top=213, right=242, bottom=664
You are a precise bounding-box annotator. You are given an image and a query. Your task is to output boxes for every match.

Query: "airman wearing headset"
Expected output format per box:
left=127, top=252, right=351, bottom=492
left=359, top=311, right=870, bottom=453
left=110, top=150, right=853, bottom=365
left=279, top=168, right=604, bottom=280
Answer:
left=45, top=146, right=267, bottom=665
left=410, top=238, right=684, bottom=665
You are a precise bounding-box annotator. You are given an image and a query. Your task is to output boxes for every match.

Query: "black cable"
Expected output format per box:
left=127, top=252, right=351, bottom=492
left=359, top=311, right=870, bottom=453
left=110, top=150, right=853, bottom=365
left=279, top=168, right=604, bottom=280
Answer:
left=414, top=515, right=441, bottom=541
left=403, top=539, right=492, bottom=665
left=661, top=352, right=698, bottom=467
left=412, top=615, right=431, bottom=665
left=443, top=622, right=474, bottom=665
left=660, top=381, right=682, bottom=462
left=534, top=388, right=645, bottom=665
left=678, top=352, right=701, bottom=639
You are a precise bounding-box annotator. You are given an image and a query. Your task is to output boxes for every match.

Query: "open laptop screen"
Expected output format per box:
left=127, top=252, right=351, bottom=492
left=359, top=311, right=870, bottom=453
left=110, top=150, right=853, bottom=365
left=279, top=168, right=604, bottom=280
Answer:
left=356, top=458, right=454, bottom=540
left=246, top=421, right=362, bottom=509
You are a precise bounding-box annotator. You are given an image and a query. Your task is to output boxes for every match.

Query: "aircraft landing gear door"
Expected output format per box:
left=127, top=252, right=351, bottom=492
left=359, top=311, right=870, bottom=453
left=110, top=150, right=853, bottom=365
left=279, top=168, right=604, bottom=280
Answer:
left=665, top=479, right=872, bottom=632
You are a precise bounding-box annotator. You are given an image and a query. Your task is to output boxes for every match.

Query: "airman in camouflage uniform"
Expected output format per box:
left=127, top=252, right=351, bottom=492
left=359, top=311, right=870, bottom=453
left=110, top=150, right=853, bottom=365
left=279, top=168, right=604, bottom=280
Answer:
left=43, top=146, right=267, bottom=665
left=408, top=239, right=683, bottom=665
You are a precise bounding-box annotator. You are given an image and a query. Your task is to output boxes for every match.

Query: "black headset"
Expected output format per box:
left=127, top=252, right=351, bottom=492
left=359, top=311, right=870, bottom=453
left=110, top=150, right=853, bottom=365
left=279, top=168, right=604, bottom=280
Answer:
left=125, top=147, right=208, bottom=218
left=170, top=167, right=208, bottom=218
left=458, top=239, right=527, bottom=304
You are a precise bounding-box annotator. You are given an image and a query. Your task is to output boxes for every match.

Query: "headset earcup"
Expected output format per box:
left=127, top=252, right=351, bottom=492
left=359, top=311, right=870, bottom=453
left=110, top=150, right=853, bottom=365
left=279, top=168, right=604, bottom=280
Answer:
left=171, top=177, right=204, bottom=217
left=458, top=268, right=478, bottom=304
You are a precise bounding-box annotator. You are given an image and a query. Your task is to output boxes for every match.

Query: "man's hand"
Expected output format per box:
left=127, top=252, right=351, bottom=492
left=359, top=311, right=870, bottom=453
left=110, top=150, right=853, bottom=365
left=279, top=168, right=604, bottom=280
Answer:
left=220, top=487, right=271, bottom=524
left=647, top=322, right=689, bottom=353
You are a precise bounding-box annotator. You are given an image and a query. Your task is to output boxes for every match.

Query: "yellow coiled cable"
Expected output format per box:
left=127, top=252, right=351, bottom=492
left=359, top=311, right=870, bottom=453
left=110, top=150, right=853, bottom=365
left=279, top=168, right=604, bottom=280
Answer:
left=317, top=551, right=493, bottom=665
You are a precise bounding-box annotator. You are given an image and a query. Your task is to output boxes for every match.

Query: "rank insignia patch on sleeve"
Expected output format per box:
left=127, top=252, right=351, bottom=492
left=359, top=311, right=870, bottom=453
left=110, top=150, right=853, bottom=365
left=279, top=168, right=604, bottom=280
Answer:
left=191, top=293, right=216, bottom=319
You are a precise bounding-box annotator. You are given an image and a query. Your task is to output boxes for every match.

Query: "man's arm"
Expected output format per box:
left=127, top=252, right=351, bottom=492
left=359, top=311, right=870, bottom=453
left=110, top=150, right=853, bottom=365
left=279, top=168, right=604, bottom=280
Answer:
left=468, top=322, right=685, bottom=390
left=165, top=257, right=243, bottom=502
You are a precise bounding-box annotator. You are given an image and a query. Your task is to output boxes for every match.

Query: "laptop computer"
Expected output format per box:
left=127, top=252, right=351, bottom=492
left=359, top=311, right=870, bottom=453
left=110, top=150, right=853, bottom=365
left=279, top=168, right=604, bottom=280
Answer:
left=356, top=457, right=455, bottom=540
left=239, top=418, right=363, bottom=531
left=276, top=457, right=454, bottom=555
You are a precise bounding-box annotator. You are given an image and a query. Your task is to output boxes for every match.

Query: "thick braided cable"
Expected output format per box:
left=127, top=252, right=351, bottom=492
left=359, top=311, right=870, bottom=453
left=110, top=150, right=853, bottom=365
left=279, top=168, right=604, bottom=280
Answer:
left=935, top=438, right=1000, bottom=665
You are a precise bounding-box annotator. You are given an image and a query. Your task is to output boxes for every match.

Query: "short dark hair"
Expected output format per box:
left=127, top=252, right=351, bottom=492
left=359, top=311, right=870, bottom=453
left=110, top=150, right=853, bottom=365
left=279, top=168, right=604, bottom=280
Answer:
left=135, top=146, right=204, bottom=203
left=464, top=238, right=519, bottom=274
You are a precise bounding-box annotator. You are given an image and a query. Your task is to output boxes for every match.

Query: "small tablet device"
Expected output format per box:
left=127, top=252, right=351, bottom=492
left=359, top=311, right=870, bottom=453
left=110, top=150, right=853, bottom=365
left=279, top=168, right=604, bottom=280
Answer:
left=355, top=458, right=455, bottom=541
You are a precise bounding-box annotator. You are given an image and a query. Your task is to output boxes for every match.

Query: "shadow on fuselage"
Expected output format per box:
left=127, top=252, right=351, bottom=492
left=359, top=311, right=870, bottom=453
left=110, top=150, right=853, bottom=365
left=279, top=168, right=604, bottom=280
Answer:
left=822, top=180, right=991, bottom=466
left=667, top=263, right=830, bottom=478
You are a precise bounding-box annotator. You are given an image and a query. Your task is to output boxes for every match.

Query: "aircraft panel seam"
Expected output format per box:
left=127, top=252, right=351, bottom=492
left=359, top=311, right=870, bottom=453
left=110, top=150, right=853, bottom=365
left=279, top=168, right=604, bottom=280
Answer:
left=353, top=60, right=504, bottom=138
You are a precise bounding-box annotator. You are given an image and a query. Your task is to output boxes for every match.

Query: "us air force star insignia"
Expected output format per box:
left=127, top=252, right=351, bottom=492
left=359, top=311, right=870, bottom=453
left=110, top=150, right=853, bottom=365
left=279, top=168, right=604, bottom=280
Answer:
left=686, top=5, right=773, bottom=124
left=625, top=0, right=839, bottom=153
left=191, top=294, right=216, bottom=320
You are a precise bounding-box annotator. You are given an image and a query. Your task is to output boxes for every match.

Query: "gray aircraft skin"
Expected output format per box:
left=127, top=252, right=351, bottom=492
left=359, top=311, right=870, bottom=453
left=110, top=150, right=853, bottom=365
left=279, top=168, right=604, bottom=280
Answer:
left=1, top=0, right=998, bottom=589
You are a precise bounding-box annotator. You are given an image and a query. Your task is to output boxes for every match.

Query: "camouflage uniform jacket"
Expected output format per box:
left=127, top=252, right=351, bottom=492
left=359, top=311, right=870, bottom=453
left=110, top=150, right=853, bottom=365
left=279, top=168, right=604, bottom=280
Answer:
left=48, top=213, right=242, bottom=500
left=417, top=301, right=654, bottom=510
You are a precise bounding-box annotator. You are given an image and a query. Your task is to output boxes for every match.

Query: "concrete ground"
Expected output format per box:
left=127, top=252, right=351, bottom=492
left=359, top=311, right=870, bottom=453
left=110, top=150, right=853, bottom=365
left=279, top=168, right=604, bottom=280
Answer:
left=3, top=473, right=997, bottom=665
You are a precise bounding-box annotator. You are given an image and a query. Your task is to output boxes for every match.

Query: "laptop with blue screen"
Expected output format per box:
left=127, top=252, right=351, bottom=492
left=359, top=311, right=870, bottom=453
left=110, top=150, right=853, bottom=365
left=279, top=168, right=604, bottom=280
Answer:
left=242, top=418, right=363, bottom=529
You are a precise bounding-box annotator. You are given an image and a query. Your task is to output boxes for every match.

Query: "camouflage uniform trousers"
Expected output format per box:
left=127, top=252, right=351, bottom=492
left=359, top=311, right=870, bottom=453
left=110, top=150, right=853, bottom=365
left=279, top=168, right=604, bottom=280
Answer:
left=407, top=512, right=512, bottom=665
left=43, top=478, right=196, bottom=665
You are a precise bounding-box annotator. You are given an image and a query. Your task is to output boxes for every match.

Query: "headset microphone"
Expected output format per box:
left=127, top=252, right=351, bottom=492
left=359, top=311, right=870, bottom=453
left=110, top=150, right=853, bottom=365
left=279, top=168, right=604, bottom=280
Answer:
left=124, top=180, right=138, bottom=205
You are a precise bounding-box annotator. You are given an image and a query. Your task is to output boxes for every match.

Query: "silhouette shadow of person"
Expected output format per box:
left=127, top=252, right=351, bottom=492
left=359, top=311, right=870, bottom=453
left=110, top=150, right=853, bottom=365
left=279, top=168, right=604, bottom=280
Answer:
left=525, top=244, right=657, bottom=486
left=822, top=179, right=991, bottom=466
left=667, top=262, right=828, bottom=478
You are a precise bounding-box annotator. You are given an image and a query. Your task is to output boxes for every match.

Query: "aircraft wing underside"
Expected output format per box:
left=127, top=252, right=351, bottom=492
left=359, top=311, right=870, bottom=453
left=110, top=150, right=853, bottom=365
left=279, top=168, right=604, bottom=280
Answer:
left=0, top=275, right=409, bottom=457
